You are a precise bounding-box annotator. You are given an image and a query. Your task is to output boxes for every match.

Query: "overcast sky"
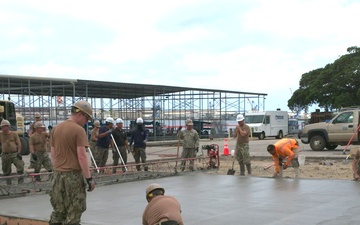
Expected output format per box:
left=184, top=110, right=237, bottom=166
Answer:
left=1, top=0, right=359, bottom=112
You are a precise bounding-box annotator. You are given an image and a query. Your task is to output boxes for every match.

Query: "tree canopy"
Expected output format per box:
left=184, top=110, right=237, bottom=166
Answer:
left=288, top=46, right=360, bottom=112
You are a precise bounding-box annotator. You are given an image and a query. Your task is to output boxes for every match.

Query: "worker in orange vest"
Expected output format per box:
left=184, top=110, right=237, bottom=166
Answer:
left=267, top=138, right=300, bottom=178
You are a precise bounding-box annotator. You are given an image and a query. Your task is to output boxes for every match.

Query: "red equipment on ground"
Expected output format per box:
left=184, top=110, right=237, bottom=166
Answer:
left=202, top=144, right=220, bottom=168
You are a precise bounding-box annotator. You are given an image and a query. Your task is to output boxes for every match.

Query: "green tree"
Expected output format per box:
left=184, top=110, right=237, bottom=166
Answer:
left=288, top=46, right=360, bottom=111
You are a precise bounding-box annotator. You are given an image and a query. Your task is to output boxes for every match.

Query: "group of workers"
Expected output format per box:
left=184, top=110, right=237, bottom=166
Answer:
left=4, top=100, right=360, bottom=225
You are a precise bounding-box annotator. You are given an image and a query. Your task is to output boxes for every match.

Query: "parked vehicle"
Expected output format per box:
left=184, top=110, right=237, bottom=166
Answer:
left=245, top=110, right=289, bottom=140
left=301, top=109, right=360, bottom=151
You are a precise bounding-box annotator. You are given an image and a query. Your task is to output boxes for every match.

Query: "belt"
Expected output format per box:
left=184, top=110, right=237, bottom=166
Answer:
left=2, top=152, right=17, bottom=155
left=157, top=221, right=179, bottom=225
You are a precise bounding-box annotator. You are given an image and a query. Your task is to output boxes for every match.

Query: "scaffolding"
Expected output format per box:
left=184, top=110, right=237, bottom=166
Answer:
left=0, top=75, right=267, bottom=140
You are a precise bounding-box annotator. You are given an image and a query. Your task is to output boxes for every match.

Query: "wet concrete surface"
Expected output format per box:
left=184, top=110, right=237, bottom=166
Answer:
left=1, top=174, right=360, bottom=225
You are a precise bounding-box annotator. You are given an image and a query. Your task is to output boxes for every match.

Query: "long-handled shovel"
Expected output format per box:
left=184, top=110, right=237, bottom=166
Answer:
left=110, top=134, right=128, bottom=172
left=87, top=147, right=99, bottom=173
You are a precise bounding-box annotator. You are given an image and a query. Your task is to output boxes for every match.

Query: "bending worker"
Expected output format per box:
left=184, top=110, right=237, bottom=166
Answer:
left=267, top=138, right=300, bottom=178
left=142, top=183, right=184, bottom=225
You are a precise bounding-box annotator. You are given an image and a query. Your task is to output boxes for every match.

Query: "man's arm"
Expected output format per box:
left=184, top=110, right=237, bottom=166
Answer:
left=77, top=146, right=95, bottom=191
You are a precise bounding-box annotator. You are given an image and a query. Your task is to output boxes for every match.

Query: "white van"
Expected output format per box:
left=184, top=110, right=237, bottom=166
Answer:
left=245, top=110, right=289, bottom=140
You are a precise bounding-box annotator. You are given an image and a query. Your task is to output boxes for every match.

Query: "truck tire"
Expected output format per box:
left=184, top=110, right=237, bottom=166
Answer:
left=276, top=131, right=283, bottom=139
left=326, top=144, right=338, bottom=150
left=310, top=135, right=326, bottom=151
left=259, top=132, right=265, bottom=140
left=20, top=137, right=30, bottom=155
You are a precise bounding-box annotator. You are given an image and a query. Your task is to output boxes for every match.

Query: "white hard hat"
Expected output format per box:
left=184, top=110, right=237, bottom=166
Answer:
left=0, top=119, right=10, bottom=127
left=105, top=117, right=114, bottom=124
left=236, top=114, right=244, bottom=122
left=136, top=117, right=143, bottom=124
left=116, top=118, right=124, bottom=124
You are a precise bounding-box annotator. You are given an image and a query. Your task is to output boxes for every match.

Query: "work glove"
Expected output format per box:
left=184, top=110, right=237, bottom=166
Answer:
left=195, top=147, right=199, bottom=153
left=86, top=177, right=95, bottom=192
left=32, top=154, right=38, bottom=161
left=282, top=164, right=288, bottom=170
left=106, top=129, right=112, bottom=134
left=17, top=153, right=22, bottom=160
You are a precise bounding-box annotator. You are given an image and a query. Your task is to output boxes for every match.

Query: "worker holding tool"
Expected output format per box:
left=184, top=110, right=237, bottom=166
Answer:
left=94, top=117, right=114, bottom=173
left=142, top=183, right=184, bottom=225
left=233, top=114, right=251, bottom=176
left=49, top=100, right=95, bottom=225
left=178, top=118, right=199, bottom=172
left=351, top=148, right=360, bottom=180
left=29, top=121, right=52, bottom=181
left=129, top=117, right=149, bottom=171
left=267, top=138, right=300, bottom=178
left=89, top=120, right=100, bottom=152
left=111, top=118, right=129, bottom=173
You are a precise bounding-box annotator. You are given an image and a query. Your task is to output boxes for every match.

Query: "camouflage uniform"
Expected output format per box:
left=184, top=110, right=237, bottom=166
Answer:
left=30, top=130, right=52, bottom=181
left=0, top=130, right=25, bottom=185
left=178, top=124, right=199, bottom=171
left=49, top=171, right=86, bottom=224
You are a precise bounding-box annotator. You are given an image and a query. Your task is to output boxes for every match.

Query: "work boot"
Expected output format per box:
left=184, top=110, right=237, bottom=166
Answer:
left=246, top=163, right=252, bottom=175
left=239, top=162, right=245, bottom=176
left=144, top=166, right=149, bottom=172
left=35, top=175, right=41, bottom=182
left=17, top=172, right=24, bottom=184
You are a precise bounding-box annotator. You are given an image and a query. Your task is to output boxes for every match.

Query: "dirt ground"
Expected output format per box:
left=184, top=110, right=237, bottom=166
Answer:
left=205, top=156, right=354, bottom=180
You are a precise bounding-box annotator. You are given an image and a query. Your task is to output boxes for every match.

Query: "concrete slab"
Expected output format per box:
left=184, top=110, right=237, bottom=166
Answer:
left=1, top=174, right=360, bottom=225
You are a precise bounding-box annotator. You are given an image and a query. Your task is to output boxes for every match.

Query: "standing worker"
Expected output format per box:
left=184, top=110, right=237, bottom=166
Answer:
left=0, top=119, right=25, bottom=185
left=111, top=118, right=129, bottom=173
left=266, top=138, right=300, bottom=178
left=233, top=114, right=251, bottom=176
left=142, top=183, right=184, bottom=225
left=178, top=118, right=199, bottom=172
left=352, top=148, right=360, bottom=180
left=29, top=121, right=52, bottom=181
left=89, top=120, right=100, bottom=151
left=129, top=117, right=149, bottom=171
left=49, top=100, right=96, bottom=225
left=28, top=112, right=44, bottom=169
left=94, top=117, right=114, bottom=173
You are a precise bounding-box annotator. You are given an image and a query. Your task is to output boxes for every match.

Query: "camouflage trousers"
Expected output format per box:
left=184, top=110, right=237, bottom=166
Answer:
left=180, top=148, right=196, bottom=171
left=33, top=151, right=52, bottom=173
left=94, top=146, right=109, bottom=172
left=235, top=143, right=250, bottom=165
left=1, top=152, right=25, bottom=175
left=49, top=170, right=86, bottom=225
left=133, top=147, right=147, bottom=171
left=112, top=146, right=127, bottom=173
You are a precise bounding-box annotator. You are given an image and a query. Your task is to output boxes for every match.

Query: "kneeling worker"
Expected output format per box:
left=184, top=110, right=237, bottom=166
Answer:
left=142, top=183, right=184, bottom=225
left=267, top=138, right=300, bottom=178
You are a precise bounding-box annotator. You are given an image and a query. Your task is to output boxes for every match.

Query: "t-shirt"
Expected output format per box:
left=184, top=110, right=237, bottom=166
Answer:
left=51, top=119, right=89, bottom=172
left=30, top=132, right=48, bottom=152
left=236, top=124, right=250, bottom=144
left=112, top=128, right=127, bottom=147
left=142, top=195, right=184, bottom=225
left=0, top=131, right=19, bottom=153
left=96, top=125, right=112, bottom=148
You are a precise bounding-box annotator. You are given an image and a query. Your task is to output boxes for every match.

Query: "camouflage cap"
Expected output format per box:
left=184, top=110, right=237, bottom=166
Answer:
left=35, top=113, right=41, bottom=118
left=185, top=118, right=193, bottom=125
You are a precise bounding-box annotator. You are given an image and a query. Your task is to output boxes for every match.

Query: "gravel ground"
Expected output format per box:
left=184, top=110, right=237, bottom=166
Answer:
left=206, top=156, right=354, bottom=180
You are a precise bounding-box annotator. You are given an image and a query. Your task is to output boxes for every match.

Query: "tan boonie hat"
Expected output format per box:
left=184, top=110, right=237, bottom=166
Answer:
left=185, top=118, right=193, bottom=125
left=35, top=113, right=41, bottom=118
left=34, top=121, right=45, bottom=128
left=0, top=119, right=10, bottom=127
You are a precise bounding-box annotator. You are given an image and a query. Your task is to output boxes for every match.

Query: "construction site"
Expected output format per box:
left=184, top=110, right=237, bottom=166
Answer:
left=0, top=75, right=359, bottom=225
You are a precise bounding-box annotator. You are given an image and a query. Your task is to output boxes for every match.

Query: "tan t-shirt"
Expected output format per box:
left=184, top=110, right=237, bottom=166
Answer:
left=0, top=131, right=19, bottom=153
left=30, top=132, right=48, bottom=152
left=142, top=195, right=184, bottom=225
left=236, top=124, right=250, bottom=144
left=90, top=128, right=99, bottom=142
left=51, top=120, right=89, bottom=172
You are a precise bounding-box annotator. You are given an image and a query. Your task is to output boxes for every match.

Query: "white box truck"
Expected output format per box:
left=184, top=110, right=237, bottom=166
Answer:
left=245, top=110, right=289, bottom=140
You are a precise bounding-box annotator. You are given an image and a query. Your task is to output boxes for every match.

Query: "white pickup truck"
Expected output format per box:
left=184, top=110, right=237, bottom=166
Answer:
left=300, top=110, right=360, bottom=151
